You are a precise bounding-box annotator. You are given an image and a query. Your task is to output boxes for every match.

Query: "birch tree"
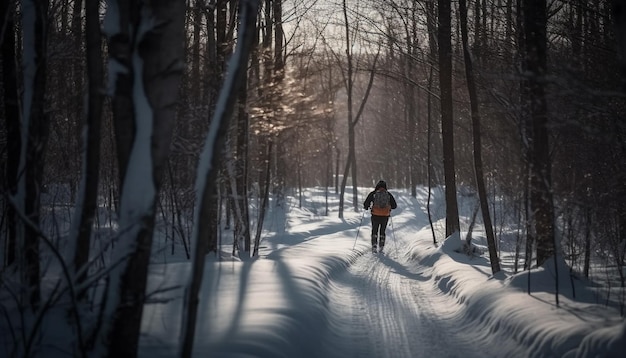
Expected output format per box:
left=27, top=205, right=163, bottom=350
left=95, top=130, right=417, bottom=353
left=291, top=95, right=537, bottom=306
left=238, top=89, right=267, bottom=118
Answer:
left=180, top=1, right=260, bottom=356
left=95, top=1, right=186, bottom=356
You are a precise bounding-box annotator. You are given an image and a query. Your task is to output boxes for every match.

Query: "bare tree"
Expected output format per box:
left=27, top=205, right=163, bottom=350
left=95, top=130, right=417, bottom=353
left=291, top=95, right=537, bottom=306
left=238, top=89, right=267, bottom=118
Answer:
left=72, top=0, right=104, bottom=297
left=458, top=0, right=500, bottom=273
left=425, top=0, right=439, bottom=246
left=335, top=0, right=380, bottom=217
left=180, top=1, right=260, bottom=356
left=95, top=1, right=186, bottom=356
left=251, top=0, right=286, bottom=255
left=523, top=0, right=555, bottom=267
left=384, top=0, right=422, bottom=197
left=253, top=141, right=272, bottom=256
left=612, top=0, right=626, bottom=248
left=1, top=0, right=19, bottom=267
left=437, top=0, right=460, bottom=239
left=234, top=48, right=252, bottom=257
left=17, top=0, right=50, bottom=310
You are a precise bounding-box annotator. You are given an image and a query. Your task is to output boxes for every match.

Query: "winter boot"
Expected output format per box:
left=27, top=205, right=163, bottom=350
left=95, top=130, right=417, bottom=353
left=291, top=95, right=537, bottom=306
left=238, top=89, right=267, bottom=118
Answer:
left=379, top=235, right=386, bottom=253
left=371, top=234, right=378, bottom=253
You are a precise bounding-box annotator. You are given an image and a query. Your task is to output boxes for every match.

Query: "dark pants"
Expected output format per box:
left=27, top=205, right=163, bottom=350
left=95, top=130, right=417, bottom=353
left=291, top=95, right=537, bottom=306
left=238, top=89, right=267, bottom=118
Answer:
left=371, top=215, right=389, bottom=248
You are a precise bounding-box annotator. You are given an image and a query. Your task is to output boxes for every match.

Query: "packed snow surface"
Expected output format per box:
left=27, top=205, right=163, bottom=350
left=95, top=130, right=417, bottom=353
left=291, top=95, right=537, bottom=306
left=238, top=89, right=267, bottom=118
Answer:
left=140, top=187, right=625, bottom=357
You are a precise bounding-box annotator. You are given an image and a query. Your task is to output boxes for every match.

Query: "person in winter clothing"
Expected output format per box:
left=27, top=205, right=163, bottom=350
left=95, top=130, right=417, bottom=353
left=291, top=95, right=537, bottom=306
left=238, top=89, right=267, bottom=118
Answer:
left=363, top=180, right=397, bottom=253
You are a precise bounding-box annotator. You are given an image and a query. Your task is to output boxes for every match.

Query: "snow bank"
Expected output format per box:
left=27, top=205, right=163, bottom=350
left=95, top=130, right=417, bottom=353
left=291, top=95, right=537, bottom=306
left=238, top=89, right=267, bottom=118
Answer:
left=406, top=225, right=626, bottom=358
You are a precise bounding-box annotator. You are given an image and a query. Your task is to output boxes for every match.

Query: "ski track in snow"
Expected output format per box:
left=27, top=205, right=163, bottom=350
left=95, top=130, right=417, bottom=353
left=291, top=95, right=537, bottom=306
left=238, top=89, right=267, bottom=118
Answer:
left=321, top=249, right=498, bottom=358
left=139, top=192, right=525, bottom=357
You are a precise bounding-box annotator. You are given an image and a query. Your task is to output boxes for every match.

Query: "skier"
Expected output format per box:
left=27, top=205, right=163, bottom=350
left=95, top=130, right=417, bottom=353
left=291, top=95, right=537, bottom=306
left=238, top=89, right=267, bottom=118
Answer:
left=363, top=180, right=397, bottom=253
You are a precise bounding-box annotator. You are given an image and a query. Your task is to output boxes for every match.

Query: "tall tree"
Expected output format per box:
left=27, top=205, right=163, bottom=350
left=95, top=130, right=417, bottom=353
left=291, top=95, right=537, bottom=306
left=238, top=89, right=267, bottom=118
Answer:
left=252, top=0, right=285, bottom=255
left=391, top=0, right=421, bottom=197
left=612, top=0, right=626, bottom=247
left=95, top=1, right=186, bottom=356
left=233, top=0, right=252, bottom=257
left=234, top=63, right=251, bottom=256
left=18, top=0, right=50, bottom=310
left=336, top=0, right=379, bottom=218
left=203, top=0, right=222, bottom=255
left=438, top=0, right=461, bottom=238
left=191, top=0, right=203, bottom=104
left=180, top=1, right=260, bottom=356
left=338, top=0, right=358, bottom=217
left=1, top=0, right=19, bottom=267
left=72, top=0, right=104, bottom=297
left=523, top=0, right=555, bottom=266
left=458, top=0, right=500, bottom=273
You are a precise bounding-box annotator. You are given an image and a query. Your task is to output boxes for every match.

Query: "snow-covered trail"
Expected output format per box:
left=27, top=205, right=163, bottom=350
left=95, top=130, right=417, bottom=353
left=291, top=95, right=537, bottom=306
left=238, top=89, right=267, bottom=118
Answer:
left=140, top=189, right=518, bottom=357
left=323, top=252, right=431, bottom=357
left=320, top=243, right=490, bottom=357
left=316, top=192, right=504, bottom=358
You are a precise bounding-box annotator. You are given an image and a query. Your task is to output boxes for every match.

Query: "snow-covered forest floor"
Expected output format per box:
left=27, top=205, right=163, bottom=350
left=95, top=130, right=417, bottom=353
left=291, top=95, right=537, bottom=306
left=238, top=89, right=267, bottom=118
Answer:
left=138, top=186, right=625, bottom=357
left=1, top=185, right=625, bottom=357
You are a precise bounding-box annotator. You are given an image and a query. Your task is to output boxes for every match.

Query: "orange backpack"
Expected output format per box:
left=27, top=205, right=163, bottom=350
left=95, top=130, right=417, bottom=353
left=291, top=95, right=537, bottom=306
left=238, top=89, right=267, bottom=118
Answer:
left=371, top=189, right=391, bottom=216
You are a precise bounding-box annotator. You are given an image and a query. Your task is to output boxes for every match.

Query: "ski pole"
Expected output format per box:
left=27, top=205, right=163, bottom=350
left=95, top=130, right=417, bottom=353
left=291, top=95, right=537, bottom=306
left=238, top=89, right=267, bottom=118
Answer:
left=352, top=210, right=367, bottom=250
left=390, top=214, right=398, bottom=256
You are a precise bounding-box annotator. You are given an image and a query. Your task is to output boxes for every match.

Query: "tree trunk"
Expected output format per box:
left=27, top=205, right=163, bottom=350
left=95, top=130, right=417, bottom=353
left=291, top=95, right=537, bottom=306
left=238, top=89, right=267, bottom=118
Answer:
left=180, top=2, right=259, bottom=356
left=274, top=0, right=284, bottom=77
left=523, top=161, right=534, bottom=270
left=203, top=1, right=220, bottom=253
left=505, top=0, right=513, bottom=48
left=426, top=1, right=438, bottom=62
left=523, top=0, right=555, bottom=267
left=425, top=1, right=438, bottom=245
left=458, top=0, right=501, bottom=273
left=338, top=149, right=352, bottom=219
left=426, top=66, right=437, bottom=245
left=612, top=0, right=626, bottom=245
left=235, top=72, right=251, bottom=256
left=342, top=0, right=357, bottom=214
left=73, top=0, right=104, bottom=297
left=97, top=1, right=185, bottom=356
left=1, top=0, right=19, bottom=267
left=253, top=141, right=273, bottom=256
left=474, top=0, right=482, bottom=51
left=514, top=200, right=522, bottom=273
left=191, top=0, right=202, bottom=103
left=108, top=1, right=136, bottom=186
left=70, top=0, right=84, bottom=200
left=19, top=0, right=50, bottom=310
left=335, top=147, right=340, bottom=194
left=336, top=0, right=378, bottom=218
left=438, top=0, right=461, bottom=239
left=203, top=2, right=218, bottom=109
left=582, top=208, right=591, bottom=277
left=405, top=6, right=418, bottom=197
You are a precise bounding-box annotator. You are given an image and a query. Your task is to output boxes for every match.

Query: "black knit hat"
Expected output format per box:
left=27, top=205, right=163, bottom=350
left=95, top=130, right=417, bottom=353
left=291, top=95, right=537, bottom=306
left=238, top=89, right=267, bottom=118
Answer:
left=376, top=180, right=387, bottom=189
